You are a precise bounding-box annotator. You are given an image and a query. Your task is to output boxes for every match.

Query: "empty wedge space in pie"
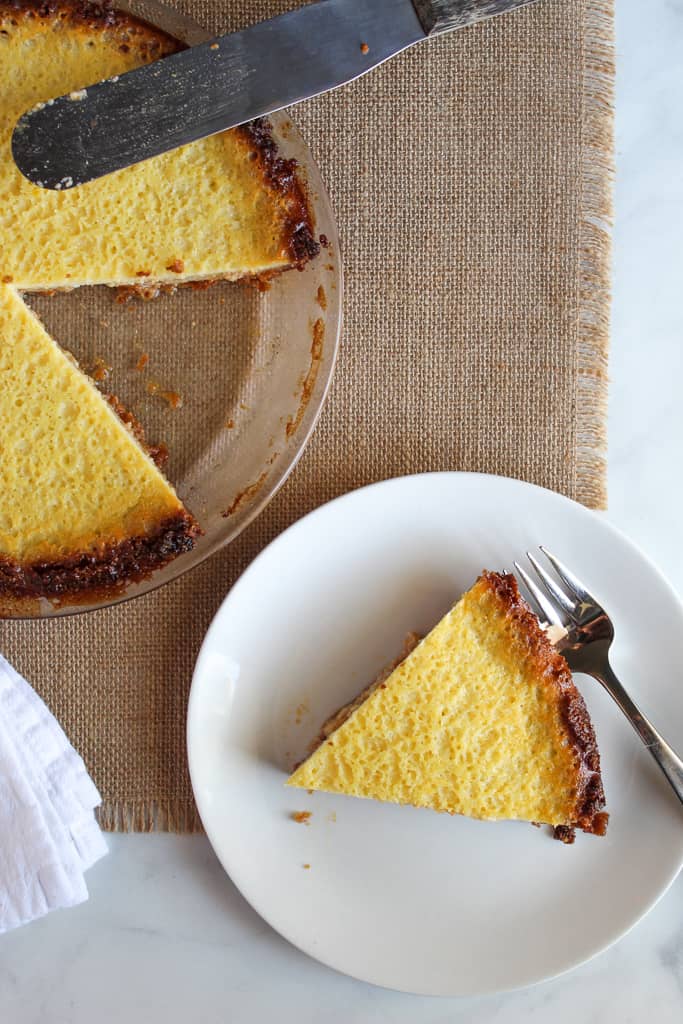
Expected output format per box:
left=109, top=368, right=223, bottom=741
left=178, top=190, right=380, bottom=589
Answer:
left=0, top=1, right=318, bottom=605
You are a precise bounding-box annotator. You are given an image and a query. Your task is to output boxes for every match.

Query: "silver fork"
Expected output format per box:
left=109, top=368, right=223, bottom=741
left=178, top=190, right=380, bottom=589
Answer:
left=514, top=547, right=683, bottom=807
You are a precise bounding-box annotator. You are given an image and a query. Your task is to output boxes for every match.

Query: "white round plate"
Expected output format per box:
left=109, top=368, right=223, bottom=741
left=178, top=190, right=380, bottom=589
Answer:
left=187, top=473, right=683, bottom=996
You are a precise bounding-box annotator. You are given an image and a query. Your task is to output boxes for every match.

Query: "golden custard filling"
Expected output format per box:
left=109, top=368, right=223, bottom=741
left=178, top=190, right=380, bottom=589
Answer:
left=289, top=573, right=607, bottom=840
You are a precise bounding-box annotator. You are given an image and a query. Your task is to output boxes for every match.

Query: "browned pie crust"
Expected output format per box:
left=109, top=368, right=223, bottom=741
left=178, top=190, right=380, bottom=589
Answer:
left=480, top=571, right=607, bottom=842
left=0, top=512, right=200, bottom=598
left=237, top=119, right=320, bottom=265
left=0, top=0, right=173, bottom=52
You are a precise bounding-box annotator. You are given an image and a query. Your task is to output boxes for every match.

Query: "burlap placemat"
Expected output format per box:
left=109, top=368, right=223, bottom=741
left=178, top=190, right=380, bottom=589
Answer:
left=0, top=0, right=613, bottom=831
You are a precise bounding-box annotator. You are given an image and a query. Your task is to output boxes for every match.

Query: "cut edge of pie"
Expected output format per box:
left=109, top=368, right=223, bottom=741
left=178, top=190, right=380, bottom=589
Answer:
left=0, top=283, right=200, bottom=601
left=288, top=572, right=608, bottom=843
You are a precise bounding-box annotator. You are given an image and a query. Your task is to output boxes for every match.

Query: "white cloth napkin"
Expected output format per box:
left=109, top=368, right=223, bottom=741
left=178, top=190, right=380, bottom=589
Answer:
left=0, top=654, right=107, bottom=933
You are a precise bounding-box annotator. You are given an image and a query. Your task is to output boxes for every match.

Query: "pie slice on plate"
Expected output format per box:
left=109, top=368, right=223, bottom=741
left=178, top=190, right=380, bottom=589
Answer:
left=288, top=572, right=608, bottom=842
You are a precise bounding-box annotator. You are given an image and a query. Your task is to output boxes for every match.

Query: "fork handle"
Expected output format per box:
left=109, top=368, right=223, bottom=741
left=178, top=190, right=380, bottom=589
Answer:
left=597, top=662, right=683, bottom=806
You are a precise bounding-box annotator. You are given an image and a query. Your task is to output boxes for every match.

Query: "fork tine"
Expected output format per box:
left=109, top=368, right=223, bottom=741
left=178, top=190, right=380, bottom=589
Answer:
left=513, top=562, right=566, bottom=629
left=526, top=551, right=579, bottom=620
left=539, top=546, right=597, bottom=606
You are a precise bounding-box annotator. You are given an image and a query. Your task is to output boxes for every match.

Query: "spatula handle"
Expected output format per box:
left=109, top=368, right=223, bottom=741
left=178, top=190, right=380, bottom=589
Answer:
left=412, top=0, right=538, bottom=35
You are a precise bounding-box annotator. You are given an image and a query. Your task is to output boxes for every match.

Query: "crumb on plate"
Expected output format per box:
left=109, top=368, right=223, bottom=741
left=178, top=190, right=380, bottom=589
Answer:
left=291, top=810, right=312, bottom=825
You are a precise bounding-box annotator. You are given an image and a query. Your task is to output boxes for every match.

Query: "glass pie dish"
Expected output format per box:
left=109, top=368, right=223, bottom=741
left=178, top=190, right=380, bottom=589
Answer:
left=10, top=0, right=342, bottom=620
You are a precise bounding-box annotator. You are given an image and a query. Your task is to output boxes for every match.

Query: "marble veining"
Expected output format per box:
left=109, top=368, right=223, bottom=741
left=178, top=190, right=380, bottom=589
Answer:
left=1, top=0, right=683, bottom=1019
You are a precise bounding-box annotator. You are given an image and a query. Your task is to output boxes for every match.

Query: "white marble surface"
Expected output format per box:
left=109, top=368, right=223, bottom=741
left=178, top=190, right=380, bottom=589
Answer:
left=2, top=1, right=683, bottom=1019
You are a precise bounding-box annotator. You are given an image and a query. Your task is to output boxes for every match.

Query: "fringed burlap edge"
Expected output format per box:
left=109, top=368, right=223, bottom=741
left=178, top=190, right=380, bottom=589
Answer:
left=97, top=799, right=204, bottom=833
left=575, top=0, right=614, bottom=510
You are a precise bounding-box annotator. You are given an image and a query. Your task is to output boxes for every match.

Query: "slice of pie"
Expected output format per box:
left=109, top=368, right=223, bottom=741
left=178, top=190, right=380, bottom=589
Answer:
left=0, top=2, right=318, bottom=605
left=288, top=572, right=608, bottom=842
left=0, top=283, right=198, bottom=598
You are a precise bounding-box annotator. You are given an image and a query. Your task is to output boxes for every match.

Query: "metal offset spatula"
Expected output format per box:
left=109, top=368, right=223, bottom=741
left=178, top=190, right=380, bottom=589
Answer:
left=12, top=0, right=541, bottom=190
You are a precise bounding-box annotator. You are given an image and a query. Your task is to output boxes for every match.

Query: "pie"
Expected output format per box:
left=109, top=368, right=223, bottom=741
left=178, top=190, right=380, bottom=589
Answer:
left=0, top=1, right=318, bottom=605
left=288, top=572, right=608, bottom=842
